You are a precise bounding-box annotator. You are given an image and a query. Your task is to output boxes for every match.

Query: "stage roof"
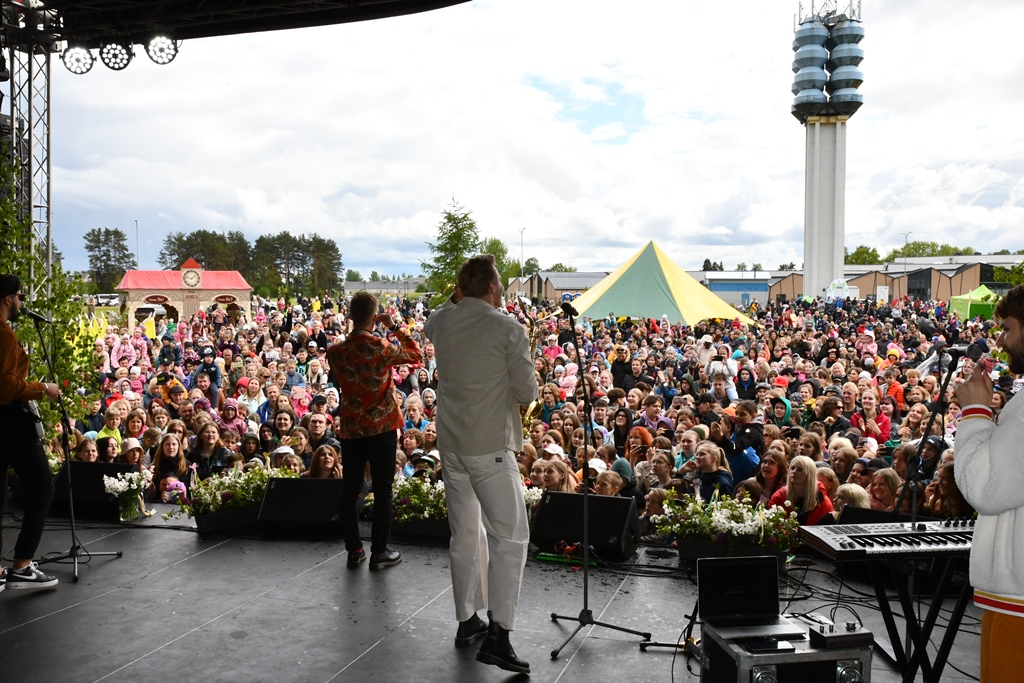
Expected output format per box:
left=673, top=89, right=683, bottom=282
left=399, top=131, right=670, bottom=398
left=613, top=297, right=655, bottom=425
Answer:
left=24, top=1, right=470, bottom=49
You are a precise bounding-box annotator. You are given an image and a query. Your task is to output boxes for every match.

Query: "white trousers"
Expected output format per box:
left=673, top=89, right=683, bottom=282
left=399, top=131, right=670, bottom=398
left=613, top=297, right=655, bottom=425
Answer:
left=441, top=448, right=529, bottom=631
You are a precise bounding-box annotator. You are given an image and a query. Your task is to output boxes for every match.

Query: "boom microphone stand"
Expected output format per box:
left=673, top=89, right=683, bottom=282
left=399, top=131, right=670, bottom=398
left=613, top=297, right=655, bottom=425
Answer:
left=880, top=341, right=974, bottom=682
left=549, top=302, right=651, bottom=659
left=29, top=312, right=121, bottom=582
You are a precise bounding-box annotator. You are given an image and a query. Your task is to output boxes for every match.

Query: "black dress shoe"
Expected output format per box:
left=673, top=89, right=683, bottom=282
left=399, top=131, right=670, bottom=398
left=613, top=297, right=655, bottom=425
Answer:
left=455, top=614, right=489, bottom=647
left=369, top=549, right=402, bottom=570
left=476, top=620, right=530, bottom=674
left=347, top=549, right=366, bottom=568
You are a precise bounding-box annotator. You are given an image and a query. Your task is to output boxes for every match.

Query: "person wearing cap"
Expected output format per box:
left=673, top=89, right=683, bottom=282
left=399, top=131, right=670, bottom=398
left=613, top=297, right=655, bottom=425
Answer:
left=328, top=290, right=421, bottom=572
left=695, top=392, right=723, bottom=429
left=423, top=254, right=535, bottom=674
left=191, top=346, right=222, bottom=409
left=542, top=333, right=562, bottom=361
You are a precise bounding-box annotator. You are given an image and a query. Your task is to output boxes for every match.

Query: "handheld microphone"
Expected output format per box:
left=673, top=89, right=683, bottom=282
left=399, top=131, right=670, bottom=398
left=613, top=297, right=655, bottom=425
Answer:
left=946, top=342, right=983, bottom=362
left=560, top=301, right=579, bottom=318
left=21, top=307, right=53, bottom=325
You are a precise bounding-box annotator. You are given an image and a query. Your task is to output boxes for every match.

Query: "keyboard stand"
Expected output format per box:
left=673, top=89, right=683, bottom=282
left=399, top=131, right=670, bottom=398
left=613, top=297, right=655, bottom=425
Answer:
left=866, top=556, right=973, bottom=683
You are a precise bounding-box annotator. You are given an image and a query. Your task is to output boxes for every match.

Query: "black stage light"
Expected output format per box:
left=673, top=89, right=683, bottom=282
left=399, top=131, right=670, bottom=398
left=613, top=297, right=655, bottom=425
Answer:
left=145, top=36, right=178, bottom=65
left=99, top=40, right=132, bottom=71
left=61, top=46, right=94, bottom=75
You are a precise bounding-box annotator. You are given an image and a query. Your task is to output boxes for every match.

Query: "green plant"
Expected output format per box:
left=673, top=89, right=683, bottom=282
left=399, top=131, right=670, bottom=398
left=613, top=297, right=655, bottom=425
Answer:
left=0, top=147, right=94, bottom=435
left=390, top=476, right=448, bottom=523
left=164, top=466, right=298, bottom=520
left=653, top=491, right=801, bottom=553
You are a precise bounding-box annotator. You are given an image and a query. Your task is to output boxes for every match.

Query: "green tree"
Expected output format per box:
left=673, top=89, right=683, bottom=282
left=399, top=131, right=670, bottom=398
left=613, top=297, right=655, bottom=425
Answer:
left=522, top=257, right=541, bottom=276
left=751, top=263, right=763, bottom=272
left=369, top=271, right=382, bottom=282
left=993, top=249, right=1012, bottom=256
left=421, top=201, right=481, bottom=305
left=778, top=262, right=796, bottom=271
left=346, top=269, right=362, bottom=282
left=250, top=234, right=281, bottom=296
left=547, top=263, right=577, bottom=272
left=0, top=151, right=93, bottom=434
left=884, top=240, right=975, bottom=262
left=304, top=234, right=344, bottom=294
left=994, top=264, right=1024, bottom=287
left=481, top=237, right=517, bottom=283
left=845, top=245, right=881, bottom=264
left=736, top=263, right=748, bottom=272
left=83, top=227, right=136, bottom=291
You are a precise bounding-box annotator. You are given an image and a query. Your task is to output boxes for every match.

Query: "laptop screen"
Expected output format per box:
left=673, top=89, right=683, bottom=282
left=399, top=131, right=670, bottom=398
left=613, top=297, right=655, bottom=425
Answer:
left=697, top=556, right=780, bottom=622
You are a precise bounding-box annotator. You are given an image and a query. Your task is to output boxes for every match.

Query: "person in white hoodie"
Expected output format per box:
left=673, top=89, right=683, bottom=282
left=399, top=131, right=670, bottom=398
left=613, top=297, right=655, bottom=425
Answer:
left=954, top=284, right=1024, bottom=682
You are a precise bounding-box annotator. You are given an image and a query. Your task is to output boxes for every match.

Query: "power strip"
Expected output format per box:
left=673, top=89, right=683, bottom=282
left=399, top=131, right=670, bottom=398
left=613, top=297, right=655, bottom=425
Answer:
left=808, top=621, right=873, bottom=649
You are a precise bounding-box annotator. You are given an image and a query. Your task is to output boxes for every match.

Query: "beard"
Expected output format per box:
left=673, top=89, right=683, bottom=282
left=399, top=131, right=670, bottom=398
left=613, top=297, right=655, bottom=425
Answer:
left=1006, top=337, right=1024, bottom=375
left=7, top=305, right=19, bottom=322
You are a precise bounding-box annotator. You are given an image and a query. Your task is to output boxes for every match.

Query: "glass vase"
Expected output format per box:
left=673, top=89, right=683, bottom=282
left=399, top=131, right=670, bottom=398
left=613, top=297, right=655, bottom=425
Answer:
left=119, top=493, right=142, bottom=522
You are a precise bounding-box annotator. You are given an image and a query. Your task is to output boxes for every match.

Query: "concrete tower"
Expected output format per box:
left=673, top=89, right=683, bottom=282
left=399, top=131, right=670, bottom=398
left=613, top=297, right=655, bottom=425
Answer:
left=791, top=1, right=864, bottom=299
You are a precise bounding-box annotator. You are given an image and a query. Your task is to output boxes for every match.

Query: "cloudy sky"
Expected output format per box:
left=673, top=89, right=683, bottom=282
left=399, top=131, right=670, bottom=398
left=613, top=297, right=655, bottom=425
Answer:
left=50, top=0, right=1024, bottom=278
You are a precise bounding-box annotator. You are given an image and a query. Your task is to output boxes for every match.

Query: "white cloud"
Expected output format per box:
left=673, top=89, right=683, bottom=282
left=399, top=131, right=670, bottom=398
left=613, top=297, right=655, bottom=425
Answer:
left=48, top=0, right=1024, bottom=277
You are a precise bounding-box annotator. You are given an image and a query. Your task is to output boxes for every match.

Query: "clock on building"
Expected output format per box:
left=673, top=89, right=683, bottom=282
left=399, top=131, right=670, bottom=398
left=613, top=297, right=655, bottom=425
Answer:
left=182, top=269, right=201, bottom=288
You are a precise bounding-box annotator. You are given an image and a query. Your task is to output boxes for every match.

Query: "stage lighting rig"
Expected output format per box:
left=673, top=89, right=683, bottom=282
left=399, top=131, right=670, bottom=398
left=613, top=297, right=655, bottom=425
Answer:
left=60, top=45, right=94, bottom=75
left=99, top=40, right=132, bottom=71
left=145, top=36, right=179, bottom=65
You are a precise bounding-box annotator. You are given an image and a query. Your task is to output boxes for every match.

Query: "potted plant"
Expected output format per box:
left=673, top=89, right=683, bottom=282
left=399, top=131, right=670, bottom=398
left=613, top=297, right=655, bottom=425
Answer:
left=653, top=491, right=800, bottom=566
left=164, top=465, right=298, bottom=534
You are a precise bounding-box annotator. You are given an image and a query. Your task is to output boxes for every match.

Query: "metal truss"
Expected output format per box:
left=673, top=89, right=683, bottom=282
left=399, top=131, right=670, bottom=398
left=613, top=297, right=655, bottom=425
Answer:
left=4, top=2, right=54, bottom=300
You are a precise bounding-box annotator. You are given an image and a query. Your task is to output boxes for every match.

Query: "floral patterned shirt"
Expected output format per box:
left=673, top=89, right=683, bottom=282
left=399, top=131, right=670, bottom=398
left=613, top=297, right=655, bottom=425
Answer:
left=327, top=327, right=422, bottom=439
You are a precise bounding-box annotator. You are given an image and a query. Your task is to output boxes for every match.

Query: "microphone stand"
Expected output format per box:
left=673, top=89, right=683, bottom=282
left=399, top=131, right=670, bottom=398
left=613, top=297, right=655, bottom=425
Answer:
left=30, top=316, right=122, bottom=582
left=882, top=344, right=971, bottom=681
left=892, top=345, right=962, bottom=522
left=549, top=303, right=651, bottom=659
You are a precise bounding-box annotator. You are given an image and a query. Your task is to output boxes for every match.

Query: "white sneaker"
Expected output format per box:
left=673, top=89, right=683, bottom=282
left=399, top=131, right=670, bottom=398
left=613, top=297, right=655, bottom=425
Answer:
left=0, top=567, right=6, bottom=593
left=6, top=562, right=58, bottom=589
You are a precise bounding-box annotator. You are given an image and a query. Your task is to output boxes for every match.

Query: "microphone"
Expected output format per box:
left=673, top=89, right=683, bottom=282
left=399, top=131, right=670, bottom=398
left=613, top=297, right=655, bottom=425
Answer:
left=946, top=342, right=983, bottom=362
left=21, top=307, right=53, bottom=325
left=560, top=301, right=578, bottom=318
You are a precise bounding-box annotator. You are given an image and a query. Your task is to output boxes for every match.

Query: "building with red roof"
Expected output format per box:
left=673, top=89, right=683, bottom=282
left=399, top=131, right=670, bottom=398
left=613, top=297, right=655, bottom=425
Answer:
left=115, top=259, right=252, bottom=323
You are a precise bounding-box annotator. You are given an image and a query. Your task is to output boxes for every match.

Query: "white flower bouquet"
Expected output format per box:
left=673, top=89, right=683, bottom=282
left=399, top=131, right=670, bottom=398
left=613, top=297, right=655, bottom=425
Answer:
left=103, top=468, right=154, bottom=521
left=652, top=490, right=801, bottom=553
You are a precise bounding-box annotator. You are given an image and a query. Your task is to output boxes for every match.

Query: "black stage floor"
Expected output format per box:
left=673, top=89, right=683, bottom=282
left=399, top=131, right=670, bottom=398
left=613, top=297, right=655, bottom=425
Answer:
left=1, top=508, right=981, bottom=683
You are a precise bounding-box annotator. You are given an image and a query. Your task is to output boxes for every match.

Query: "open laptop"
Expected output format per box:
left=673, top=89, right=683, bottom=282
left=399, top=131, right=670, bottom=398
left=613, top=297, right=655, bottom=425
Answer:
left=697, top=555, right=806, bottom=640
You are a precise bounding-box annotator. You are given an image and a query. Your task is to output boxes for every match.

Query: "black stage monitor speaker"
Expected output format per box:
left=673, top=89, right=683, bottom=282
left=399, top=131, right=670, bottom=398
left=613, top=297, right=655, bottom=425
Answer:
left=259, top=477, right=344, bottom=536
left=51, top=461, right=137, bottom=521
left=530, top=491, right=639, bottom=562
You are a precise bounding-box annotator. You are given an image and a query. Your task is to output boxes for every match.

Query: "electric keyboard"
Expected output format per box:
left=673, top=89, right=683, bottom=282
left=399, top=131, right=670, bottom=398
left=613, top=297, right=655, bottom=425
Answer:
left=799, top=520, right=973, bottom=560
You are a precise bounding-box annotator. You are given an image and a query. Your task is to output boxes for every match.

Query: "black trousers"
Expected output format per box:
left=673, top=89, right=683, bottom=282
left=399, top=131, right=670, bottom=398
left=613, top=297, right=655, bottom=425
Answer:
left=0, top=404, right=54, bottom=561
left=339, top=431, right=396, bottom=554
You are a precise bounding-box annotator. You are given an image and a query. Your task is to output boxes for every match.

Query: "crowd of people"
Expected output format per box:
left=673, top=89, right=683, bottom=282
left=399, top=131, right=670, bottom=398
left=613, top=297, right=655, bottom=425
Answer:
left=49, top=285, right=1011, bottom=542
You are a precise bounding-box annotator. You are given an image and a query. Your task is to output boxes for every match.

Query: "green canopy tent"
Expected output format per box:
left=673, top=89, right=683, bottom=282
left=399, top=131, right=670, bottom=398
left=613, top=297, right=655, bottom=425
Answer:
left=949, top=285, right=999, bottom=321
left=564, top=241, right=753, bottom=325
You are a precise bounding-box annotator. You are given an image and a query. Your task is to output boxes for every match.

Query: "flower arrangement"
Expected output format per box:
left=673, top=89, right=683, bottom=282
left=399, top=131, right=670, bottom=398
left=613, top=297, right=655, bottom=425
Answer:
left=523, top=486, right=544, bottom=510
left=164, top=466, right=298, bottom=521
left=103, top=468, right=154, bottom=521
left=391, top=476, right=447, bottom=523
left=369, top=478, right=543, bottom=523
left=652, top=491, right=801, bottom=554
left=48, top=452, right=64, bottom=477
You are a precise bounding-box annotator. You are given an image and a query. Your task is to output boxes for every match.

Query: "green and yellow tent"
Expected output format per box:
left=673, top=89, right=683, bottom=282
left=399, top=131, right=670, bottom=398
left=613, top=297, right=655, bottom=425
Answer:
left=566, top=241, right=753, bottom=325
left=949, top=285, right=998, bottom=321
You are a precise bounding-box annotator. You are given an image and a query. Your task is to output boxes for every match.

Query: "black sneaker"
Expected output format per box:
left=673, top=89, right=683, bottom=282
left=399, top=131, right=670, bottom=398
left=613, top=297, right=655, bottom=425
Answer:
left=369, top=549, right=402, bottom=570
left=6, top=562, right=58, bottom=590
left=347, top=548, right=366, bottom=569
